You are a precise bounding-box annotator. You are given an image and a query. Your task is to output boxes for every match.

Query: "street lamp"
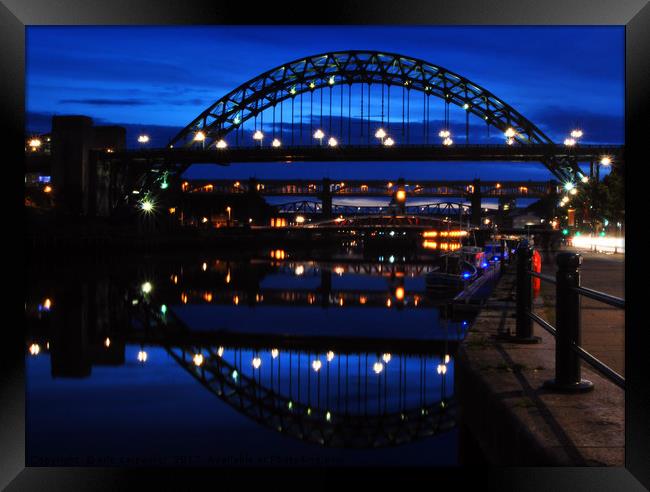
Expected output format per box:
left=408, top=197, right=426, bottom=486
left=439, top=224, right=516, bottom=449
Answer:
left=314, top=129, right=325, bottom=146
left=215, top=139, right=228, bottom=149
left=375, top=128, right=386, bottom=144
left=253, top=130, right=264, bottom=147
left=384, top=137, right=395, bottom=147
left=564, top=137, right=576, bottom=147
left=504, top=127, right=516, bottom=144
left=328, top=137, right=338, bottom=147
left=570, top=129, right=584, bottom=139
left=137, top=134, right=150, bottom=147
left=28, top=138, right=42, bottom=151
left=272, top=138, right=281, bottom=148
left=194, top=131, right=206, bottom=149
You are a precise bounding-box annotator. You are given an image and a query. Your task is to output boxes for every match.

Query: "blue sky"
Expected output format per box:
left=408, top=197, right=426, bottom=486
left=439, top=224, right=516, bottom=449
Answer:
left=26, top=26, right=623, bottom=182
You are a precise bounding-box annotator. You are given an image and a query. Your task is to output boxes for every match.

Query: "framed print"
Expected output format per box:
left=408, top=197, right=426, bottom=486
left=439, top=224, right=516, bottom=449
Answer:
left=4, top=0, right=649, bottom=489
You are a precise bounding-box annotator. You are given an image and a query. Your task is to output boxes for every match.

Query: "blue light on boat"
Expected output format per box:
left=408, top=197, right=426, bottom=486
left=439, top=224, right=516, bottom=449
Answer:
left=481, top=262, right=488, bottom=268
left=494, top=256, right=500, bottom=261
left=462, top=272, right=471, bottom=279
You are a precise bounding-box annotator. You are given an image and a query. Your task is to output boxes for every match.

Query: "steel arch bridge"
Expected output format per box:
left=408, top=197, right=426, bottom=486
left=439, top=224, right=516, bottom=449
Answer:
left=168, top=50, right=580, bottom=180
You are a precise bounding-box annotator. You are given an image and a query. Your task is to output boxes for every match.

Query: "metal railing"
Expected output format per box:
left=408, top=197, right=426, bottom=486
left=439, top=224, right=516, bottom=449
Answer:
left=505, top=244, right=625, bottom=392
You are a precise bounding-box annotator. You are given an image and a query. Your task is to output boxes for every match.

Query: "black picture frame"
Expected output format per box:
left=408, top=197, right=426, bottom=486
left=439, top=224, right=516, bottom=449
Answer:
left=4, top=0, right=649, bottom=489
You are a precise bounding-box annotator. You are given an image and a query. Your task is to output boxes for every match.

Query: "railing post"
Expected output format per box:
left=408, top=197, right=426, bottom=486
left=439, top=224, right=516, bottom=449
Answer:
left=498, top=243, right=540, bottom=343
left=544, top=252, right=594, bottom=392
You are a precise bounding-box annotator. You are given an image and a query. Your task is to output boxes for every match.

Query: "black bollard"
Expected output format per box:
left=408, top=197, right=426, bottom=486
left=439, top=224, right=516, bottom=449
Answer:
left=543, top=252, right=594, bottom=392
left=497, top=243, right=541, bottom=343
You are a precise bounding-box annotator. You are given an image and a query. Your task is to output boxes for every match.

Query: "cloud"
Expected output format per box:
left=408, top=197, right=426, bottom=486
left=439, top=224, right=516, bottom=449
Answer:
left=59, top=98, right=152, bottom=106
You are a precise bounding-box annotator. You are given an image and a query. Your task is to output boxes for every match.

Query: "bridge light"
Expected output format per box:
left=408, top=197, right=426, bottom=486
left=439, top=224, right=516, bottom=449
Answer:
left=290, top=87, right=297, bottom=95
left=43, top=185, right=53, bottom=193
left=309, top=81, right=316, bottom=89
left=396, top=189, right=406, bottom=202
left=506, top=137, right=515, bottom=145
left=215, top=139, right=228, bottom=149
left=569, top=188, right=578, bottom=195
left=564, top=182, right=575, bottom=191
left=437, top=364, right=447, bottom=375
left=382, top=353, right=392, bottom=364
left=329, top=75, right=335, bottom=85
left=193, top=131, right=205, bottom=142
left=253, top=130, right=264, bottom=142
left=104, top=337, right=111, bottom=348
left=140, top=198, right=154, bottom=213
left=463, top=103, right=470, bottom=110
left=193, top=353, right=204, bottom=367
left=313, top=129, right=325, bottom=145
left=271, top=138, right=281, bottom=148
left=373, top=362, right=384, bottom=374
left=137, top=350, right=147, bottom=363
left=581, top=175, right=589, bottom=183
left=217, top=346, right=224, bottom=357
left=504, top=127, right=516, bottom=138
left=312, top=359, right=322, bottom=372
left=600, top=156, right=612, bottom=166
left=28, top=138, right=42, bottom=150
left=326, top=351, right=335, bottom=362
left=326, top=411, right=332, bottom=422
left=570, top=129, right=583, bottom=139
left=443, top=137, right=453, bottom=146
left=141, top=281, right=153, bottom=294
left=252, top=357, right=261, bottom=369
left=29, top=343, right=40, bottom=356
left=384, top=137, right=395, bottom=147
left=295, top=215, right=305, bottom=224
left=564, top=138, right=576, bottom=147
left=137, top=134, right=150, bottom=144
left=328, top=137, right=338, bottom=147
left=271, top=348, right=279, bottom=359
left=375, top=128, right=387, bottom=142
left=438, top=129, right=451, bottom=138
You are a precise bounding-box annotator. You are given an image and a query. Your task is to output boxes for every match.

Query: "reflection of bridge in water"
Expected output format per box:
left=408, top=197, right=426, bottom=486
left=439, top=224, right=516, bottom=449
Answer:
left=167, top=344, right=455, bottom=448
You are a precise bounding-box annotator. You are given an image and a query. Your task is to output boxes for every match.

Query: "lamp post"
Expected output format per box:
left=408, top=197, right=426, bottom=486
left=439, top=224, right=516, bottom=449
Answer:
left=253, top=130, right=264, bottom=148
left=314, top=129, right=325, bottom=146
left=194, top=131, right=206, bottom=149
left=374, top=128, right=386, bottom=145
left=137, top=134, right=150, bottom=148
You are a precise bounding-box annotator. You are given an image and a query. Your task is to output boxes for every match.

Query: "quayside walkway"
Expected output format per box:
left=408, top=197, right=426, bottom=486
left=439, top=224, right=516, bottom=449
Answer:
left=456, top=247, right=624, bottom=466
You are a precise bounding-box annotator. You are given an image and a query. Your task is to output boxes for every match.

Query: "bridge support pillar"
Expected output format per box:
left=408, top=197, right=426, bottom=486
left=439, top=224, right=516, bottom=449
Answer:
left=321, top=178, right=333, bottom=218
left=470, top=179, right=482, bottom=227
left=392, top=178, right=406, bottom=215
left=320, top=269, right=332, bottom=307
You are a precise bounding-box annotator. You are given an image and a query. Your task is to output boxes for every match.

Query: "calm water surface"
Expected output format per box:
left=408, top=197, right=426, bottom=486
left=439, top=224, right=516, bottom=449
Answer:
left=26, top=245, right=473, bottom=466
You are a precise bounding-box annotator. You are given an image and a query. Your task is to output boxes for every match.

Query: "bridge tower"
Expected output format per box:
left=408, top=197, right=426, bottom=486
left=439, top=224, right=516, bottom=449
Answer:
left=321, top=178, right=333, bottom=218
left=470, top=178, right=482, bottom=227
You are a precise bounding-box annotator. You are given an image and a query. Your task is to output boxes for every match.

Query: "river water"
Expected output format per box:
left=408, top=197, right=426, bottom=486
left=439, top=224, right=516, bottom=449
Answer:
left=25, top=244, right=476, bottom=466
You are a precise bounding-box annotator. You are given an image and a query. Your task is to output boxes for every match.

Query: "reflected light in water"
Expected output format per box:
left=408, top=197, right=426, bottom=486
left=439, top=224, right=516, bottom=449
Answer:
left=395, top=287, right=405, bottom=301
left=373, top=362, right=384, bottom=374
left=252, top=357, right=261, bottom=369
left=271, top=349, right=279, bottom=359
left=217, top=346, right=224, bottom=357
left=326, top=351, right=335, bottom=362
left=29, top=343, right=40, bottom=356
left=312, top=360, right=322, bottom=372
left=382, top=353, right=392, bottom=364
left=437, top=364, right=447, bottom=375
left=137, top=350, right=148, bottom=363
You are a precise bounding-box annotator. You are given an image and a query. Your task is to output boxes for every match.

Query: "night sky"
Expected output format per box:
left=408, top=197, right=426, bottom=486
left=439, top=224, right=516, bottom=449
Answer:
left=26, top=26, right=623, bottom=184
